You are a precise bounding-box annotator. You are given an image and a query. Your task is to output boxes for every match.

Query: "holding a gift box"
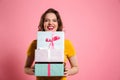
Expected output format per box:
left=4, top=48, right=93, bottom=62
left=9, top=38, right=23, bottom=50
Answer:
left=35, top=31, right=65, bottom=76
left=24, top=8, right=79, bottom=80
left=35, top=31, right=64, bottom=62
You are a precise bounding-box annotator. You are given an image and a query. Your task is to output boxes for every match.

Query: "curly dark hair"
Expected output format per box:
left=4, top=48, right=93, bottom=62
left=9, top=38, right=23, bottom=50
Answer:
left=38, top=8, right=63, bottom=31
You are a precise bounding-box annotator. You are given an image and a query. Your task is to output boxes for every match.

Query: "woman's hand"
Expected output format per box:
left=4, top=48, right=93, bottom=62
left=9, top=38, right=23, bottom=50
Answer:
left=24, top=67, right=34, bottom=75
left=64, top=67, right=71, bottom=76
left=64, top=67, right=79, bottom=76
left=64, top=55, right=79, bottom=76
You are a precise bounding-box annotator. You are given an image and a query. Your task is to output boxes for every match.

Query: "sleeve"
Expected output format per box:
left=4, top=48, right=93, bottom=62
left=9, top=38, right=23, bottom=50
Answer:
left=65, top=40, right=76, bottom=58
left=27, top=40, right=37, bottom=56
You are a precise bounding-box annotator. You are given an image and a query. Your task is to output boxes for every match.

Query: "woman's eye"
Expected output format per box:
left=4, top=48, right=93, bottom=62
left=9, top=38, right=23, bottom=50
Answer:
left=44, top=19, right=49, bottom=22
left=44, top=19, right=57, bottom=22
left=53, top=19, right=57, bottom=22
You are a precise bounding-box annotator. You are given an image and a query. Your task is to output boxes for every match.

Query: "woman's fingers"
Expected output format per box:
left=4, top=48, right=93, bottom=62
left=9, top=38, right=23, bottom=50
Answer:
left=25, top=68, right=34, bottom=75
left=64, top=67, right=70, bottom=76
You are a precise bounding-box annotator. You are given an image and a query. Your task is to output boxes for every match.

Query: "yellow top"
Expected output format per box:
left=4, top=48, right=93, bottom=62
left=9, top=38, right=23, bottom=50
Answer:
left=27, top=39, right=76, bottom=80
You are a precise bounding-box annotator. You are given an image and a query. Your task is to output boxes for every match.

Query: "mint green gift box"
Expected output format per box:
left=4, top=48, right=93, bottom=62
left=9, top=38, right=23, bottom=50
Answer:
left=35, top=63, right=64, bottom=76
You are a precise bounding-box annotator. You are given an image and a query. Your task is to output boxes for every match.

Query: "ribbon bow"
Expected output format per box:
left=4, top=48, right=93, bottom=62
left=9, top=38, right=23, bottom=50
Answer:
left=45, top=35, right=60, bottom=48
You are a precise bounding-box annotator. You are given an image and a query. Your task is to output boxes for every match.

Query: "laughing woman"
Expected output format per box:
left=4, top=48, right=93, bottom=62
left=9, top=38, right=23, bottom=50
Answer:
left=24, top=8, right=79, bottom=80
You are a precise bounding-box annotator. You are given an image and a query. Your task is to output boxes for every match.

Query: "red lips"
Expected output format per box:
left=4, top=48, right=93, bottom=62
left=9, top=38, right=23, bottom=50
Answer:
left=47, top=26, right=54, bottom=30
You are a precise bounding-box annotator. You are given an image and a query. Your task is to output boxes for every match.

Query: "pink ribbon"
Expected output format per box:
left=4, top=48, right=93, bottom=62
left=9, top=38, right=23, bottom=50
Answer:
left=46, top=33, right=60, bottom=76
left=45, top=34, right=60, bottom=48
left=48, top=63, right=50, bottom=76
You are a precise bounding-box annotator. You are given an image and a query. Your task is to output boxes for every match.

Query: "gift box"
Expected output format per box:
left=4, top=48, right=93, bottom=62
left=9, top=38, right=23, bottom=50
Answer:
left=35, top=48, right=64, bottom=62
left=37, top=31, right=64, bottom=49
left=35, top=63, right=64, bottom=76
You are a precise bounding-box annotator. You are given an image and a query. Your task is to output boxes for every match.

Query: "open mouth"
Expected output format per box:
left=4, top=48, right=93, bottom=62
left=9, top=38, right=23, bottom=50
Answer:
left=47, top=26, right=54, bottom=30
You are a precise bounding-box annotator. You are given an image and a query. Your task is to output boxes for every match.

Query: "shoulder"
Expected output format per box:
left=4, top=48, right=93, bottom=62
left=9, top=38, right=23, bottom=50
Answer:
left=64, top=39, right=72, bottom=46
left=27, top=39, right=37, bottom=56
left=29, top=39, right=37, bottom=48
left=31, top=39, right=37, bottom=44
left=64, top=39, right=76, bottom=58
left=65, top=39, right=70, bottom=43
left=64, top=39, right=74, bottom=49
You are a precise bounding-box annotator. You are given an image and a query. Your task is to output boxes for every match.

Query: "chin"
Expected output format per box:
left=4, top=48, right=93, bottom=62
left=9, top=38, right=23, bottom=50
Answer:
left=47, top=29, right=57, bottom=32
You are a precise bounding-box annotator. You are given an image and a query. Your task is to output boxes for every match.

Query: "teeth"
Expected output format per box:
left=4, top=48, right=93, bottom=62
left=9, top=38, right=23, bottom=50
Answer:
left=47, top=26, right=54, bottom=30
left=49, top=26, right=53, bottom=28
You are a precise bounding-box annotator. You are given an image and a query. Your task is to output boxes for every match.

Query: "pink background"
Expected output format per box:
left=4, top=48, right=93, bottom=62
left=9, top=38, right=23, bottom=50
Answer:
left=0, top=0, right=120, bottom=80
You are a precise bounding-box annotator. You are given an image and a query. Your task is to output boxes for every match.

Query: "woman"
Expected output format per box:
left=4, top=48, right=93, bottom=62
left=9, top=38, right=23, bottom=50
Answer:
left=24, top=8, right=79, bottom=80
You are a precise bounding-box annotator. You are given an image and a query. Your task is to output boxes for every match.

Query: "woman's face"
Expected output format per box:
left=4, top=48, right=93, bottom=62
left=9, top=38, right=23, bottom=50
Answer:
left=44, top=13, right=58, bottom=31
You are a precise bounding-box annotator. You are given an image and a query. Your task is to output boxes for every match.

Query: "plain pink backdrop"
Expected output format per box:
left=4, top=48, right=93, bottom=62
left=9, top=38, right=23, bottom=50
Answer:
left=0, top=0, right=120, bottom=80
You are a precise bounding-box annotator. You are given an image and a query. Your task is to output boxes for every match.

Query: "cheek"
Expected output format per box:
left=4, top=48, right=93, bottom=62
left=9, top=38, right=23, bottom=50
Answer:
left=55, top=23, right=58, bottom=27
left=44, top=23, right=47, bottom=27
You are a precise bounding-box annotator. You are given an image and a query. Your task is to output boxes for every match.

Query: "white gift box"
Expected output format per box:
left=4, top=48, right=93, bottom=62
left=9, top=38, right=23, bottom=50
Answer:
left=37, top=31, right=64, bottom=49
left=35, top=48, right=64, bottom=62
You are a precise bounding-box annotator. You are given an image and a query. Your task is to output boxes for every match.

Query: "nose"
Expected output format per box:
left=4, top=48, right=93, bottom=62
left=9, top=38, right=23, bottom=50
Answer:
left=48, top=20, right=52, bottom=25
